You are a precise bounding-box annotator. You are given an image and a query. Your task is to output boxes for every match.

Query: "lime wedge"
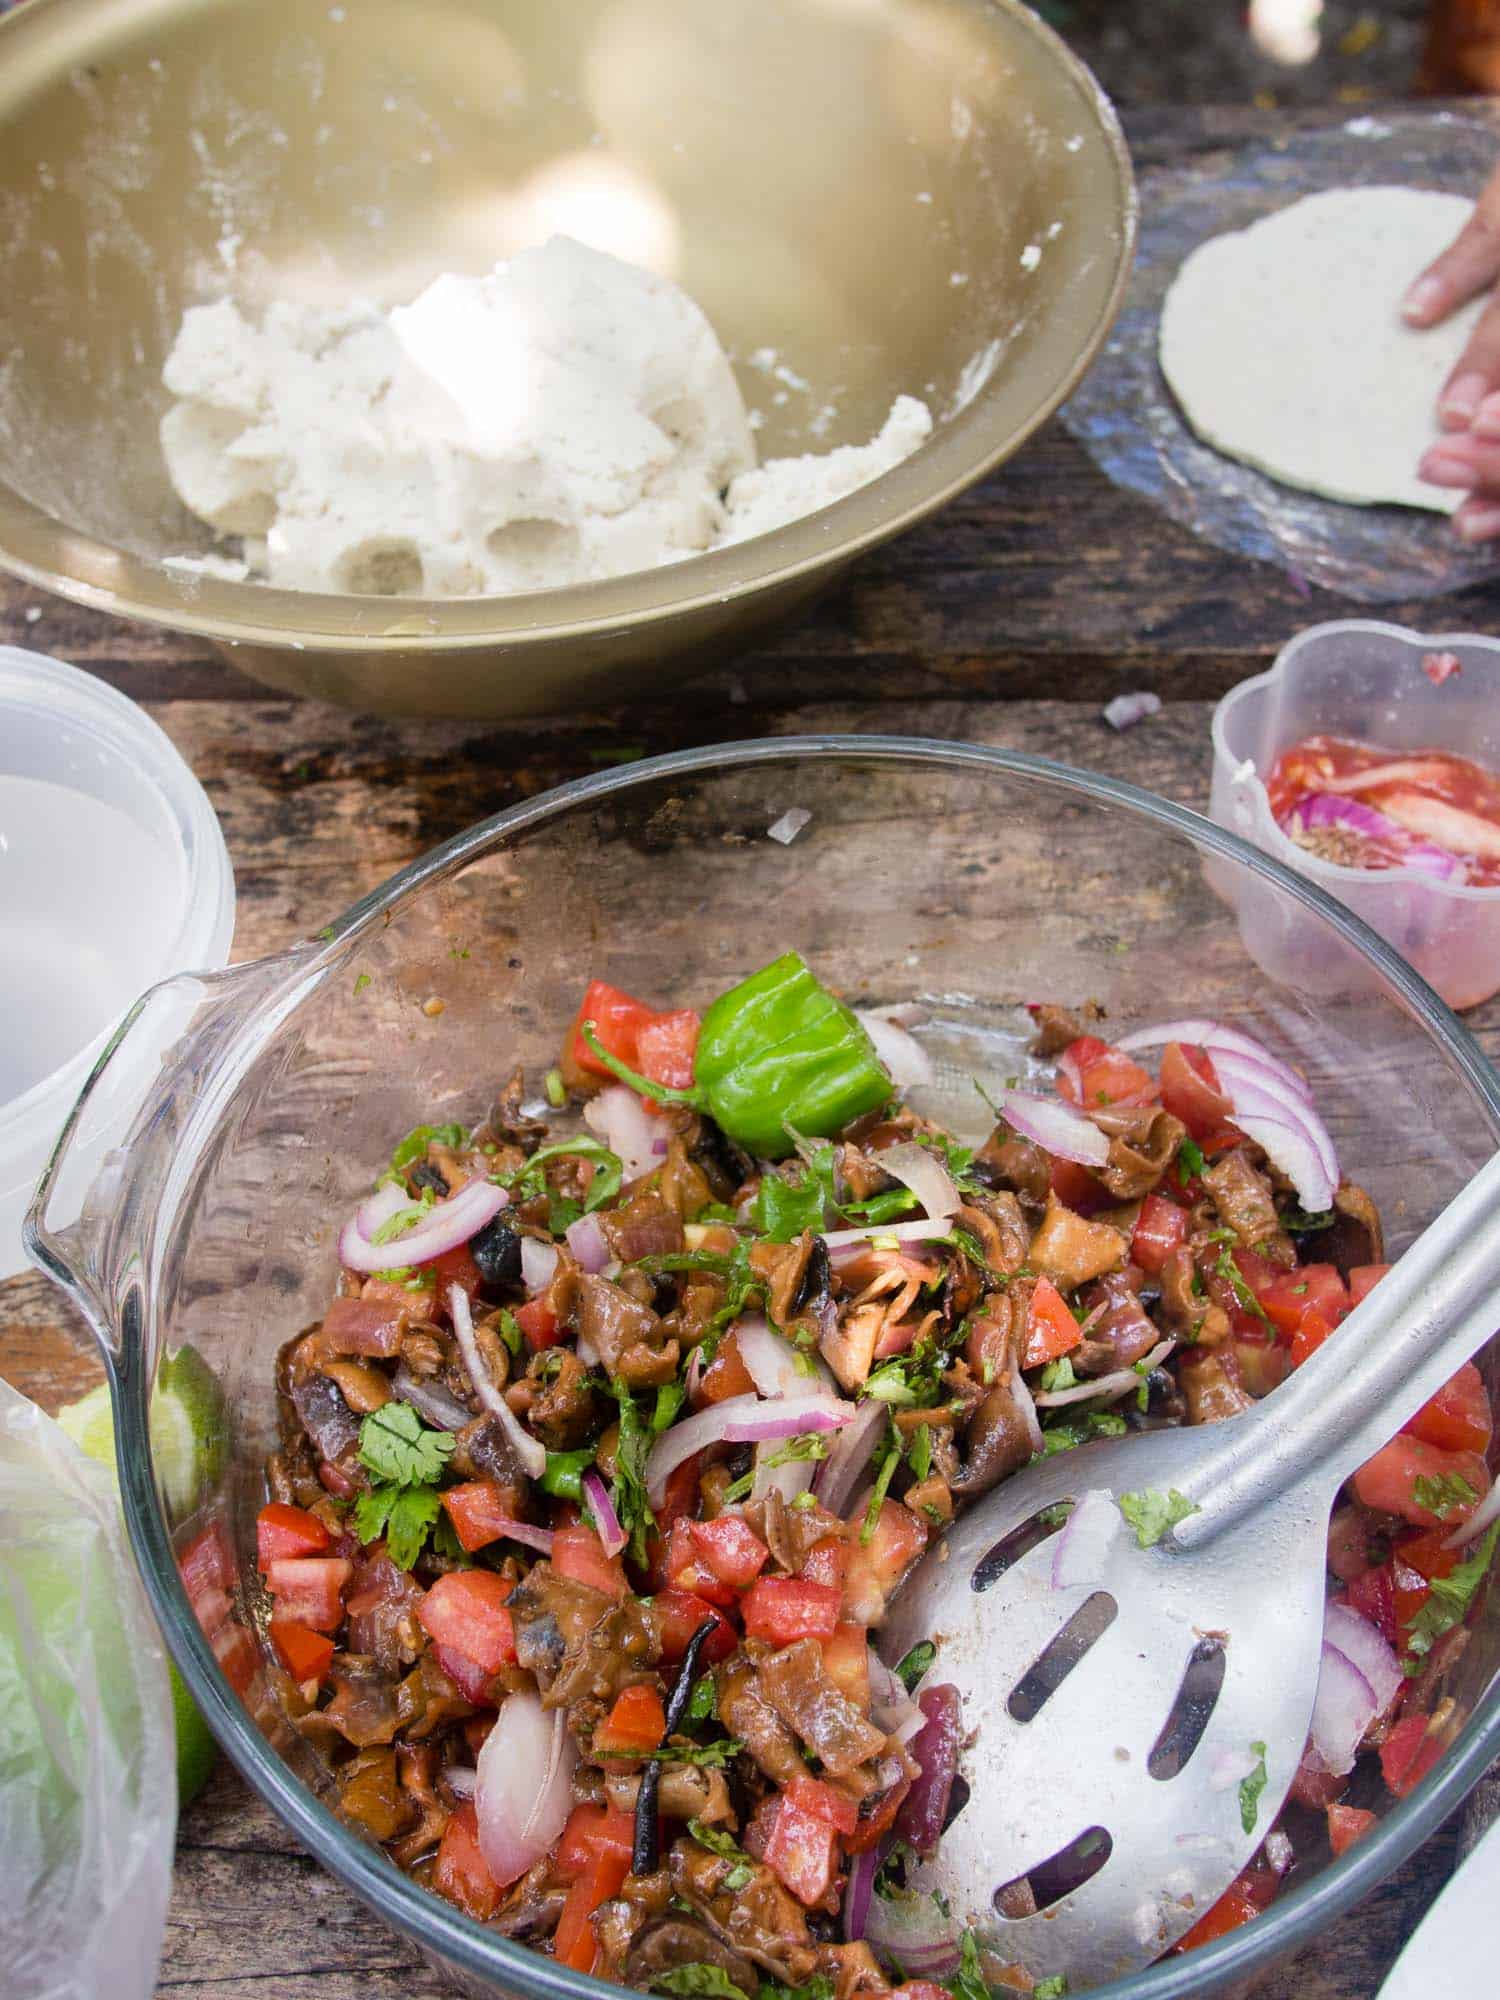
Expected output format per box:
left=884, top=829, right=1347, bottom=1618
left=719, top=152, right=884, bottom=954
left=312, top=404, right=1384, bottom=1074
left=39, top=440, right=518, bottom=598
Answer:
left=55, top=1378, right=221, bottom=1806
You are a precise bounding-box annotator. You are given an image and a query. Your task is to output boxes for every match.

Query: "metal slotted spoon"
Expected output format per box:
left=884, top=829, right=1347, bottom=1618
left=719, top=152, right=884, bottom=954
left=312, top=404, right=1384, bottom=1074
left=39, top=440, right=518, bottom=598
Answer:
left=880, top=1148, right=1500, bottom=1992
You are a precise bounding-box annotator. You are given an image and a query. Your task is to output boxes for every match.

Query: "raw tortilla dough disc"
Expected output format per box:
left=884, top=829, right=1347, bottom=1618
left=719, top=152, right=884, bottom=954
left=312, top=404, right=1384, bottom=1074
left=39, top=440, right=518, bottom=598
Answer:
left=1160, top=186, right=1486, bottom=512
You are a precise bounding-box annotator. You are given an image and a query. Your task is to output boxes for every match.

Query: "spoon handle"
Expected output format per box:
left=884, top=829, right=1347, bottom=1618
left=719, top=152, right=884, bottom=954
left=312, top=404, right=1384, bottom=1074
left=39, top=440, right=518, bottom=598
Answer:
left=1173, top=1147, right=1500, bottom=1551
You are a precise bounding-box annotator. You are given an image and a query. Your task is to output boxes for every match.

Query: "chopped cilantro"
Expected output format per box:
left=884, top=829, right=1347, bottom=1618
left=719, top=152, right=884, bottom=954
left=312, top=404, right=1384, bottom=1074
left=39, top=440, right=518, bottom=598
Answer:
left=1405, top=1519, right=1500, bottom=1667
left=1038, top=1355, right=1078, bottom=1394
left=605, top=1380, right=657, bottom=1567
left=685, top=1673, right=717, bottom=1724
left=494, top=1308, right=523, bottom=1357
left=1282, top=1207, right=1334, bottom=1237
left=1118, top=1487, right=1200, bottom=1549
left=840, top=1186, right=921, bottom=1225
left=908, top=1422, right=932, bottom=1481
left=947, top=1929, right=994, bottom=2000
left=1239, top=1740, right=1269, bottom=1834
left=654, top=1736, right=743, bottom=1769
left=353, top=971, right=371, bottom=995
left=648, top=1966, right=751, bottom=2000
left=353, top=1481, right=443, bottom=1569
left=687, top=1820, right=751, bottom=1867
left=370, top=1188, right=436, bottom=1246
left=1034, top=1981, right=1069, bottom=2000
left=1039, top=1409, right=1128, bottom=1455
left=861, top=1427, right=902, bottom=1543
left=1209, top=1235, right=1275, bottom=1331
left=430, top=1509, right=470, bottom=1566
left=653, top=1381, right=686, bottom=1432
left=379, top=1121, right=470, bottom=1187
left=894, top=1640, right=936, bottom=1691
left=357, top=1401, right=455, bottom=1486
left=496, top=1136, right=622, bottom=1216
left=723, top=1431, right=830, bottom=1504
left=1175, top=1138, right=1205, bottom=1186
left=1412, top=1472, right=1478, bottom=1521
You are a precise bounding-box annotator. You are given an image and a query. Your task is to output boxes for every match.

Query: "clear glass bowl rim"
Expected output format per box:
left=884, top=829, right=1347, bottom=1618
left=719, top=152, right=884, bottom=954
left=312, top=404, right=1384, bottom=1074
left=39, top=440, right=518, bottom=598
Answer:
left=86, top=734, right=1500, bottom=2000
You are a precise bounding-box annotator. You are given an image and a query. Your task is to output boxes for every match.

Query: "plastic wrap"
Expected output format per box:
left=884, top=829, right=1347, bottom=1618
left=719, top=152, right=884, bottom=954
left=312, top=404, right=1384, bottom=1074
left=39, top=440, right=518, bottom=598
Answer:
left=1062, top=112, right=1500, bottom=602
left=0, top=1376, right=175, bottom=2000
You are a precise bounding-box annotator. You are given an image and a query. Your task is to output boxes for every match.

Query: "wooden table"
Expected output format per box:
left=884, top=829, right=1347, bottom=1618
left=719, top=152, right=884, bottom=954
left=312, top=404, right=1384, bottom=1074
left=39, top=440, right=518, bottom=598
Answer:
left=3, top=96, right=1497, bottom=2000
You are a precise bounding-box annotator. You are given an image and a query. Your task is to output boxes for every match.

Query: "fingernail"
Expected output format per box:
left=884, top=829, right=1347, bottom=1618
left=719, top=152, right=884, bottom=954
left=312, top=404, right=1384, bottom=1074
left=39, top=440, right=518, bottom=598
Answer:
left=1472, top=391, right=1500, bottom=441
left=1441, top=372, right=1489, bottom=425
left=1419, top=450, right=1473, bottom=486
left=1455, top=501, right=1500, bottom=543
left=1404, top=276, right=1445, bottom=322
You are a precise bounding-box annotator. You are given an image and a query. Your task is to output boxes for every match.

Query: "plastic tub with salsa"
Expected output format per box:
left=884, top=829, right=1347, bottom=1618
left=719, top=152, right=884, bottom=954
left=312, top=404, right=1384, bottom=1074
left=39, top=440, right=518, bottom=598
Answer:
left=1210, top=620, right=1500, bottom=1010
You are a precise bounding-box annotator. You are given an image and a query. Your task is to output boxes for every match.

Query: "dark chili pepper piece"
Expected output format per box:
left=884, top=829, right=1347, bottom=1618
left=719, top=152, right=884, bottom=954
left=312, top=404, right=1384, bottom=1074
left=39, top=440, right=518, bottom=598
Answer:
left=632, top=1618, right=716, bottom=1875
left=470, top=1213, right=523, bottom=1289
left=408, top=1161, right=450, bottom=1197
left=794, top=1237, right=833, bottom=1317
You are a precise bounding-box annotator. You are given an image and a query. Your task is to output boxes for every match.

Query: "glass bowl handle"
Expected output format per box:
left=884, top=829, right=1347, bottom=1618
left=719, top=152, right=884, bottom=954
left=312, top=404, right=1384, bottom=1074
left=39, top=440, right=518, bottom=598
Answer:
left=23, top=954, right=307, bottom=1369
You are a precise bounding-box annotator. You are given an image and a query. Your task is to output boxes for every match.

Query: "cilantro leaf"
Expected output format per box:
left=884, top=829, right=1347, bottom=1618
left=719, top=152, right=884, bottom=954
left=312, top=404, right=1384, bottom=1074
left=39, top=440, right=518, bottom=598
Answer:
left=496, top=1137, right=622, bottom=1216
left=685, top=1673, right=717, bottom=1724
left=1118, top=1487, right=1200, bottom=1549
left=648, top=1965, right=751, bottom=2000
left=379, top=1122, right=469, bottom=1187
left=653, top=1736, right=744, bottom=1769
left=354, top=1482, right=443, bottom=1569
left=1209, top=1235, right=1275, bottom=1331
left=723, top=1431, right=830, bottom=1503
left=1039, top=1409, right=1127, bottom=1455
left=840, top=1187, right=920, bottom=1225
left=606, top=1380, right=657, bottom=1568
left=893, top=1640, right=936, bottom=1691
left=357, top=1401, right=455, bottom=1486
left=1405, top=1519, right=1500, bottom=1666
left=1175, top=1137, right=1205, bottom=1186
left=1034, top=1981, right=1069, bottom=2000
left=1038, top=1355, right=1078, bottom=1394
left=1412, top=1471, right=1478, bottom=1521
left=947, top=1929, right=994, bottom=2000
left=1239, top=1740, right=1268, bottom=1834
left=907, top=1422, right=932, bottom=1481
left=751, top=1146, right=837, bottom=1241
left=861, top=1427, right=902, bottom=1544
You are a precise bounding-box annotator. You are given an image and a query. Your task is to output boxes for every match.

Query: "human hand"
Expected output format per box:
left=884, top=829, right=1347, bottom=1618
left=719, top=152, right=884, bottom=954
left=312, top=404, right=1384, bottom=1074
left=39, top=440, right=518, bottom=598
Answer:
left=1406, top=161, right=1500, bottom=540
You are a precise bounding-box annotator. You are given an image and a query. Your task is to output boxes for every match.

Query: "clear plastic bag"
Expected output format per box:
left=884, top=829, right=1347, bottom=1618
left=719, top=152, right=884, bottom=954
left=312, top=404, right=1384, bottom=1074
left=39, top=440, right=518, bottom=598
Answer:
left=0, top=1375, right=175, bottom=2000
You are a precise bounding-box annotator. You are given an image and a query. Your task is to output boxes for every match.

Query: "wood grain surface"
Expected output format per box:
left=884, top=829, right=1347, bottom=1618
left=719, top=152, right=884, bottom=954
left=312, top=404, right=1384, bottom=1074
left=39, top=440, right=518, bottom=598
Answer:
left=2, top=96, right=1497, bottom=2000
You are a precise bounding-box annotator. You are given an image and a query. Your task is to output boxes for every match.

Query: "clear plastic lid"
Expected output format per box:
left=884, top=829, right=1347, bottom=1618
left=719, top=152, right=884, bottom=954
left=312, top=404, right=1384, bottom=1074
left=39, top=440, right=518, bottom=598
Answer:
left=1210, top=620, right=1500, bottom=1012
left=0, top=647, right=234, bottom=1274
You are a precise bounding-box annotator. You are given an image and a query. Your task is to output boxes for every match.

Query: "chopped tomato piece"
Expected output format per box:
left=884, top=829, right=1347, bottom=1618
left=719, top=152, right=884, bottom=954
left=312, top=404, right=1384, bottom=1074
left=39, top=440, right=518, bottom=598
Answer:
left=434, top=1801, right=501, bottom=1920
left=263, top=1556, right=352, bottom=1634
left=1159, top=1041, right=1232, bottom=1139
left=1058, top=1035, right=1158, bottom=1111
left=321, top=1293, right=409, bottom=1356
left=431, top=1242, right=483, bottom=1303
left=593, top=1683, right=668, bottom=1757
left=211, top=1620, right=259, bottom=1697
left=1396, top=1528, right=1463, bottom=1585
left=1349, top=1263, right=1390, bottom=1304
left=1130, top=1193, right=1189, bottom=1278
left=554, top=1839, right=632, bottom=1972
left=799, top=1537, right=849, bottom=1591
left=256, top=1502, right=332, bottom=1569
left=642, top=1457, right=703, bottom=1591
left=1022, top=1274, right=1082, bottom=1368
left=441, top=1480, right=526, bottom=1554
left=513, top=1295, right=561, bottom=1350
left=1344, top=1563, right=1398, bottom=1646
left=554, top=1521, right=629, bottom=1599
left=1404, top=1361, right=1493, bottom=1456
left=269, top=1618, right=335, bottom=1685
left=742, top=1575, right=841, bottom=1645
left=1380, top=1713, right=1444, bottom=1798
left=417, top=1571, right=517, bottom=1673
left=636, top=1009, right=701, bottom=1093
left=695, top=1331, right=757, bottom=1406
left=431, top=1641, right=499, bottom=1706
left=1352, top=1436, right=1491, bottom=1528
left=843, top=1501, right=929, bottom=1627
left=1290, top=1308, right=1335, bottom=1370
left=788, top=1773, right=859, bottom=1836
left=564, top=979, right=659, bottom=1085
left=762, top=1793, right=841, bottom=1907
left=665, top=1517, right=737, bottom=1607
left=688, top=1514, right=769, bottom=1591
left=180, top=1521, right=234, bottom=1605
left=1327, top=1804, right=1377, bottom=1857
left=654, top=1589, right=738, bottom=1664
left=820, top=1622, right=870, bottom=1708
left=846, top=1772, right=912, bottom=1853
left=1047, top=1154, right=1110, bottom=1215
left=1256, top=1263, right=1349, bottom=1339
left=1174, top=1860, right=1277, bottom=1953
left=557, top=1804, right=636, bottom=1878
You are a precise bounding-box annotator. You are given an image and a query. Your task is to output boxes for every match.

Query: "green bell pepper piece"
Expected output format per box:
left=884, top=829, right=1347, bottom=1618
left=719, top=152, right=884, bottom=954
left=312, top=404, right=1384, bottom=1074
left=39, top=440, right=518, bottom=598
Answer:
left=582, top=951, right=892, bottom=1157
left=541, top=1448, right=596, bottom=1501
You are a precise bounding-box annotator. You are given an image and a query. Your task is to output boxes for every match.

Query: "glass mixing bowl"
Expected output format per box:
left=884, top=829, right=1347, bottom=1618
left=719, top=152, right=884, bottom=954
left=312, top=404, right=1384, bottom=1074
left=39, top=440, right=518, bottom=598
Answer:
left=26, top=738, right=1500, bottom=2000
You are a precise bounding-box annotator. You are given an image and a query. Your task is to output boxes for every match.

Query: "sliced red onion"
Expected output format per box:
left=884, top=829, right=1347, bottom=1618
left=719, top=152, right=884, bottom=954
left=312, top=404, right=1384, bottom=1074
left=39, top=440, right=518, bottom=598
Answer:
left=1000, top=1089, right=1110, bottom=1169
left=520, top=1236, right=559, bottom=1295
left=1308, top=1642, right=1377, bottom=1777
left=488, top=1517, right=556, bottom=1555
left=685, top=1346, right=706, bottom=1405
left=878, top=1141, right=961, bottom=1228
left=643, top=1390, right=854, bottom=1505
left=1208, top=1049, right=1340, bottom=1200
left=476, top=1692, right=577, bottom=1886
left=751, top=1444, right=818, bottom=1506
left=864, top=1885, right=961, bottom=1975
left=1208, top=1746, right=1260, bottom=1791
left=340, top=1179, right=508, bottom=1275
left=1324, top=1603, right=1401, bottom=1715
left=813, top=1399, right=889, bottom=1517
left=390, top=1365, right=473, bottom=1432
left=768, top=806, right=812, bottom=845
left=565, top=1212, right=609, bottom=1274
left=442, top=1764, right=478, bottom=1801
left=856, top=1012, right=934, bottom=1090
left=824, top=1217, right=963, bottom=1257
left=1056, top=1042, right=1086, bottom=1103
left=1050, top=1488, right=1123, bottom=1589
left=356, top=1181, right=412, bottom=1237
left=1034, top=1338, right=1176, bottom=1408
left=892, top=1685, right=963, bottom=1858
left=1265, top=1828, right=1295, bottom=1877
left=1115, top=1020, right=1312, bottom=1102
left=581, top=1468, right=627, bottom=1557
left=736, top=1313, right=835, bottom=1397
left=868, top=1649, right=928, bottom=1740
left=844, top=1842, right=882, bottom=1943
left=448, top=1283, right=545, bottom=1479
left=1103, top=690, right=1162, bottom=732
left=1010, top=1353, right=1043, bottom=1457
left=1444, top=1474, right=1500, bottom=1549
left=1286, top=793, right=1466, bottom=883
left=584, top=1085, right=671, bottom=1181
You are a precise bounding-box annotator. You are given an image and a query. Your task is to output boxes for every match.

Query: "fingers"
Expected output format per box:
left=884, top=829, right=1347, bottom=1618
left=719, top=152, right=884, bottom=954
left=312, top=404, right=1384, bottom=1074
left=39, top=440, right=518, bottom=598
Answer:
left=1436, top=288, right=1500, bottom=428
left=1403, top=163, right=1500, bottom=331
left=1417, top=429, right=1500, bottom=539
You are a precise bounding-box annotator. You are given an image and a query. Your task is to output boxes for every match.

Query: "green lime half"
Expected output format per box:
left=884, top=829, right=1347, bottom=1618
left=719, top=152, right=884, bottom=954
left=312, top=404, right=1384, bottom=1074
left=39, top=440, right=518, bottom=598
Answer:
left=55, top=1379, right=220, bottom=1806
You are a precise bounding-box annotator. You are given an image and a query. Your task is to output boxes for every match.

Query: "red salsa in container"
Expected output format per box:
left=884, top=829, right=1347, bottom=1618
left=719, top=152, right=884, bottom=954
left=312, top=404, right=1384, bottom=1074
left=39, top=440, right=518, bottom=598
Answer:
left=1266, top=734, right=1500, bottom=887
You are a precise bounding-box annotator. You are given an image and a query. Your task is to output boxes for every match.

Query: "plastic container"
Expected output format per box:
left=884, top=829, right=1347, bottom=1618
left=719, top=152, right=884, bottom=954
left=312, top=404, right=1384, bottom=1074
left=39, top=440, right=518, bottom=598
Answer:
left=24, top=738, right=1500, bottom=2000
left=1210, top=620, right=1500, bottom=1010
left=0, top=647, right=234, bottom=1275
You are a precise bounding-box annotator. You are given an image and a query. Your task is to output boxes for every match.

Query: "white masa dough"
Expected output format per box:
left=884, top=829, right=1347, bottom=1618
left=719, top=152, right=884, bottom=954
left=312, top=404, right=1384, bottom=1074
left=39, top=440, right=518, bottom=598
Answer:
left=1159, top=187, right=1486, bottom=513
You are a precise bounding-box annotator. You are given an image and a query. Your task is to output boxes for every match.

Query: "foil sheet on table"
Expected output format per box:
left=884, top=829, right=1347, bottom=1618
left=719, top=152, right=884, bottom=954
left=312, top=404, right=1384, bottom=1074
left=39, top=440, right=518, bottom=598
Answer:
left=1062, top=112, right=1500, bottom=603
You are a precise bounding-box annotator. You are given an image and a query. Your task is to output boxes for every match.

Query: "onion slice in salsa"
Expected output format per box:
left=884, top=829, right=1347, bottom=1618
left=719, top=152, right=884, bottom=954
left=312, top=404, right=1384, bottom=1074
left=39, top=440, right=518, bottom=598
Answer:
left=339, top=1178, right=507, bottom=1274
left=998, top=1089, right=1110, bottom=1169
